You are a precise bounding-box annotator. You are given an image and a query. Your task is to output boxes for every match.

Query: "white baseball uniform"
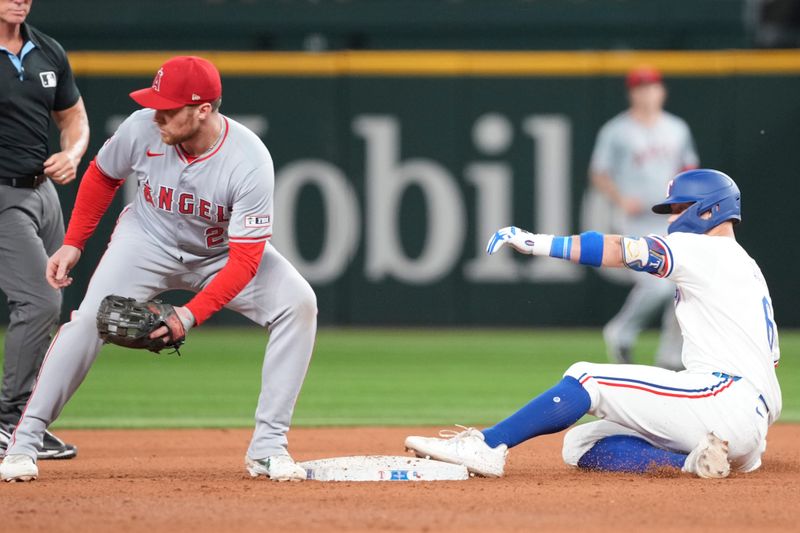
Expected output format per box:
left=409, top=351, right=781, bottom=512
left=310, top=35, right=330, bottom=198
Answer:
left=562, top=232, right=781, bottom=472
left=591, top=111, right=699, bottom=369
left=7, top=109, right=317, bottom=460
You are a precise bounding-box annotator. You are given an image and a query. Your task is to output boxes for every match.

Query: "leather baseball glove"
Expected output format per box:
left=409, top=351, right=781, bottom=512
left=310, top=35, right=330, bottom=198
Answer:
left=96, top=295, right=186, bottom=353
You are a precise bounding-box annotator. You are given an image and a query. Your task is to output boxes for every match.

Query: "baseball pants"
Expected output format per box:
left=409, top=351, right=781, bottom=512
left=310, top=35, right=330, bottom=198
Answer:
left=7, top=208, right=317, bottom=460
left=561, top=362, right=769, bottom=473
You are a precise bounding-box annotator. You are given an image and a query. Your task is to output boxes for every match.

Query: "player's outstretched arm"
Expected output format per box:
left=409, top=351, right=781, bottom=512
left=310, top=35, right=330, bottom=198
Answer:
left=46, top=245, right=82, bottom=289
left=486, top=226, right=625, bottom=268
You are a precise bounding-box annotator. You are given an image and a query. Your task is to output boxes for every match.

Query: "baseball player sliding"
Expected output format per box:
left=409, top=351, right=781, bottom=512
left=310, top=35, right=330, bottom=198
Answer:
left=406, top=169, right=780, bottom=478
left=1, top=56, right=317, bottom=482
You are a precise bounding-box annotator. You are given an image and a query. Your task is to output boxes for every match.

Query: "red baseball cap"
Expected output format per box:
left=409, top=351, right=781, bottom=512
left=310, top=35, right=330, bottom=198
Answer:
left=625, top=66, right=663, bottom=89
left=130, top=56, right=222, bottom=110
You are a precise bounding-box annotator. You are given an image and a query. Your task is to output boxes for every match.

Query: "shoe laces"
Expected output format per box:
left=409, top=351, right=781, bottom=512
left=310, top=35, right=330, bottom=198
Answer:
left=438, top=424, right=480, bottom=440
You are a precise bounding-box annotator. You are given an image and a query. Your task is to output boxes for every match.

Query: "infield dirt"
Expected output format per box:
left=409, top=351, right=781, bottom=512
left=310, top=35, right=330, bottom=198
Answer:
left=2, top=425, right=799, bottom=532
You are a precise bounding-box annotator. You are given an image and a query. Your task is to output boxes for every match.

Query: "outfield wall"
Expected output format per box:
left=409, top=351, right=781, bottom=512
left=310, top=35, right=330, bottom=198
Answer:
left=16, top=50, right=800, bottom=327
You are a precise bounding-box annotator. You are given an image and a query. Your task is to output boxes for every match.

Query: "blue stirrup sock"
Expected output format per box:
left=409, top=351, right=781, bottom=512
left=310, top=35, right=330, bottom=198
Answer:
left=482, top=376, right=591, bottom=449
left=577, top=435, right=688, bottom=473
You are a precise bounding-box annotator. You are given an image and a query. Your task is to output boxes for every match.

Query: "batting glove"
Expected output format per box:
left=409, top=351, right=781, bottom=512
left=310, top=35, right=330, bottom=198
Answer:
left=486, top=226, right=554, bottom=256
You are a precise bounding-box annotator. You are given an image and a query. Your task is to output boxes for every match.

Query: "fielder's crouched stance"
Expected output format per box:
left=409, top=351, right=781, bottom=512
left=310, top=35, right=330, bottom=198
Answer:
left=406, top=169, right=780, bottom=479
left=1, top=56, right=317, bottom=482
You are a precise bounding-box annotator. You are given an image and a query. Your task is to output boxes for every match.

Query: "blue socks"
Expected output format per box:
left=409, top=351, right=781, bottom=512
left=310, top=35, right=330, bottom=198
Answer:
left=482, top=376, right=591, bottom=449
left=577, top=435, right=688, bottom=473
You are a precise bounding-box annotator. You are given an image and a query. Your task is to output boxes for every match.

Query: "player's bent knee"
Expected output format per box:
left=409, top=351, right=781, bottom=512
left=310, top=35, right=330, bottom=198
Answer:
left=292, top=281, right=318, bottom=321
left=561, top=424, right=602, bottom=467
left=564, top=361, right=595, bottom=381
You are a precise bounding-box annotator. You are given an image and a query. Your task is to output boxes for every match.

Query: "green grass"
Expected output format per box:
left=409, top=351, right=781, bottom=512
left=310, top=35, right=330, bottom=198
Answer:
left=0, top=328, right=797, bottom=429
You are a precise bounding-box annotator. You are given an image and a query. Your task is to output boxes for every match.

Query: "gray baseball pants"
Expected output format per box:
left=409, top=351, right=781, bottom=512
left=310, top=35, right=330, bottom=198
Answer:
left=0, top=181, right=63, bottom=428
left=7, top=208, right=317, bottom=460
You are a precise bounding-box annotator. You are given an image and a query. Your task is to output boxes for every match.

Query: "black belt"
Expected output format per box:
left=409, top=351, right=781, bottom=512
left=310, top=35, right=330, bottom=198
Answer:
left=0, top=175, right=48, bottom=188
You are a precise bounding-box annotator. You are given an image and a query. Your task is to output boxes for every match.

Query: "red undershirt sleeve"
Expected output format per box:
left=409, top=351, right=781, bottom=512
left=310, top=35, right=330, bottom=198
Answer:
left=185, top=240, right=266, bottom=325
left=63, top=159, right=124, bottom=250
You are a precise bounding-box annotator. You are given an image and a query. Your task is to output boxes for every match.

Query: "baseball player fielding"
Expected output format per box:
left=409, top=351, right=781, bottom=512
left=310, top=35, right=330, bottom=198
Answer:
left=0, top=56, right=317, bottom=483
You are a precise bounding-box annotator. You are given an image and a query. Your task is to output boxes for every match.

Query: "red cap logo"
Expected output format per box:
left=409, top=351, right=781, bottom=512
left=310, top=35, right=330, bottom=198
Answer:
left=152, top=68, right=164, bottom=92
left=130, top=56, right=222, bottom=110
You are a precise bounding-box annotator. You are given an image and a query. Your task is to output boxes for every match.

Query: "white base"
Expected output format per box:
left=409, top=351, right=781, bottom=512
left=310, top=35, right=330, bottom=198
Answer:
left=298, top=455, right=469, bottom=482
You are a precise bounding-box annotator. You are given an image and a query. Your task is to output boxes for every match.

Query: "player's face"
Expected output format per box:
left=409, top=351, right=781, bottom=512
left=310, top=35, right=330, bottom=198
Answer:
left=153, top=105, right=203, bottom=146
left=628, top=83, right=666, bottom=113
left=667, top=202, right=714, bottom=223
left=0, top=0, right=31, bottom=24
left=667, top=203, right=690, bottom=224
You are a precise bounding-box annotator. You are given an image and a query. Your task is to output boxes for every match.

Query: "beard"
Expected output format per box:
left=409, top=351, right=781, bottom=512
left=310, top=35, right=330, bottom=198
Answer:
left=160, top=129, right=196, bottom=146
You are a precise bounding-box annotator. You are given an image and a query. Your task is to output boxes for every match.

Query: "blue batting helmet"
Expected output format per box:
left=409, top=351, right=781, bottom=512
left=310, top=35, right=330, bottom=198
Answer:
left=652, top=169, right=741, bottom=234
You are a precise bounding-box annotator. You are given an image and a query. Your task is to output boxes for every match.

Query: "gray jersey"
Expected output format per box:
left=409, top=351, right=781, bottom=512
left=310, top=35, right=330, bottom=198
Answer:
left=591, top=111, right=698, bottom=235
left=96, top=109, right=274, bottom=259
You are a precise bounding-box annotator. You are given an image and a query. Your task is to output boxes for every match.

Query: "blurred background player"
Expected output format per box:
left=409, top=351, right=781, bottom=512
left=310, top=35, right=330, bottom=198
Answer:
left=589, top=66, right=698, bottom=369
left=0, top=0, right=88, bottom=459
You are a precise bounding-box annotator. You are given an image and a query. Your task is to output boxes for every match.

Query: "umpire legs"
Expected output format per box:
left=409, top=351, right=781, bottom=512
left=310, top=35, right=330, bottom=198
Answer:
left=0, top=183, right=63, bottom=427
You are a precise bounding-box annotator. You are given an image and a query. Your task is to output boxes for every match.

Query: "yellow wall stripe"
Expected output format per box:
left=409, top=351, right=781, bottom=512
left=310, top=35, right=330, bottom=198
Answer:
left=68, top=50, right=800, bottom=77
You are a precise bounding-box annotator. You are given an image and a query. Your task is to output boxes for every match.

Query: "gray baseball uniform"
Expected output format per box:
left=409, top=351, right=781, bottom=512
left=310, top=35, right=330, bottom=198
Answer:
left=7, top=109, right=317, bottom=460
left=590, top=111, right=698, bottom=369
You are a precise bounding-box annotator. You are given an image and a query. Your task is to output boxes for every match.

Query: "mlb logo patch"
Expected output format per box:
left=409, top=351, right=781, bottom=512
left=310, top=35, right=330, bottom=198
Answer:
left=39, top=71, right=57, bottom=88
left=245, top=215, right=271, bottom=228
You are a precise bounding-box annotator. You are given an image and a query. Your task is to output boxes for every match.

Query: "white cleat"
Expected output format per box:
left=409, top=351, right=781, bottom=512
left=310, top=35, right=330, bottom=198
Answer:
left=245, top=454, right=306, bottom=482
left=682, top=432, right=731, bottom=479
left=405, top=425, right=508, bottom=478
left=1, top=454, right=38, bottom=482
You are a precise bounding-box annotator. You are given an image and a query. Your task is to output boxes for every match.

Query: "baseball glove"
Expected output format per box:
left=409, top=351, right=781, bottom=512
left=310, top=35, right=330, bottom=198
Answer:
left=96, top=295, right=186, bottom=354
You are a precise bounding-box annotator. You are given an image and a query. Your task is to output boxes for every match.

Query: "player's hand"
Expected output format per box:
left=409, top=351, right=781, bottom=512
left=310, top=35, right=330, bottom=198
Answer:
left=619, top=196, right=644, bottom=216
left=486, top=226, right=537, bottom=255
left=43, top=151, right=79, bottom=185
left=149, top=306, right=195, bottom=340
left=46, top=245, right=82, bottom=289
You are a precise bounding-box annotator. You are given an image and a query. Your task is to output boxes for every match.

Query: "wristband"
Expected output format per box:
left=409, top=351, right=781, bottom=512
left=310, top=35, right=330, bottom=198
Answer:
left=549, top=236, right=572, bottom=259
left=579, top=231, right=604, bottom=267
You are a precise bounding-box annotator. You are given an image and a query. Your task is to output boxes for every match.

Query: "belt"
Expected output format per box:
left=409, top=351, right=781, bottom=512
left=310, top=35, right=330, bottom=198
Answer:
left=0, top=175, right=48, bottom=188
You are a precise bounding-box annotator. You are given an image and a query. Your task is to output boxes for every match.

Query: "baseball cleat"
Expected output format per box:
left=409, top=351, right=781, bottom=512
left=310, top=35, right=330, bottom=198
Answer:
left=245, top=454, right=306, bottom=482
left=404, top=425, right=508, bottom=478
left=0, top=425, right=10, bottom=457
left=1, top=424, right=77, bottom=460
left=37, top=430, right=78, bottom=460
left=682, top=432, right=730, bottom=479
left=1, top=454, right=38, bottom=482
